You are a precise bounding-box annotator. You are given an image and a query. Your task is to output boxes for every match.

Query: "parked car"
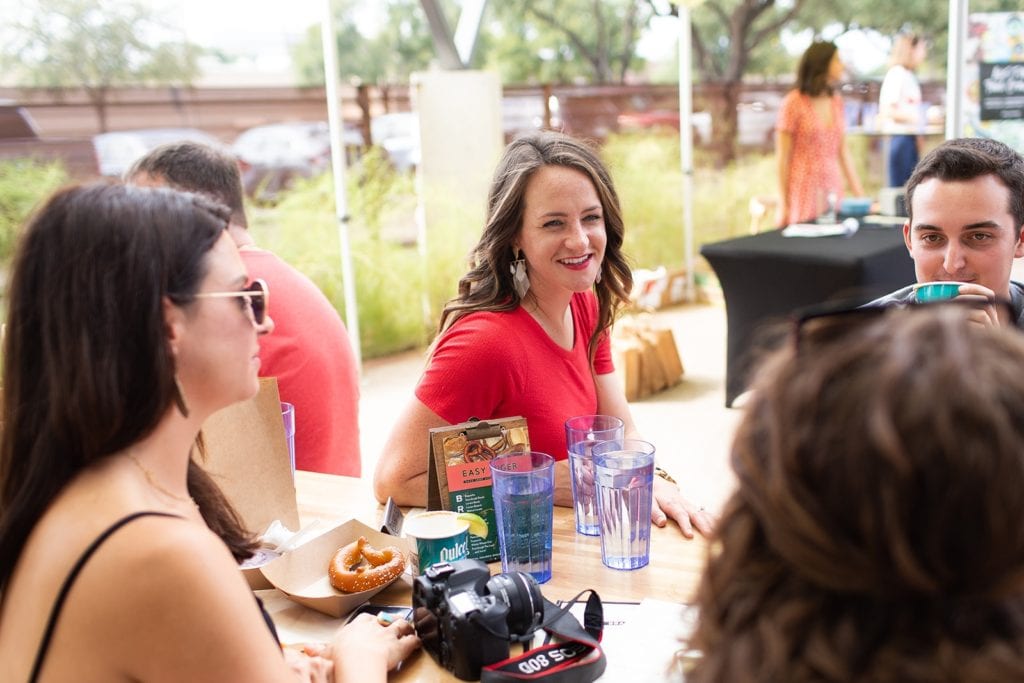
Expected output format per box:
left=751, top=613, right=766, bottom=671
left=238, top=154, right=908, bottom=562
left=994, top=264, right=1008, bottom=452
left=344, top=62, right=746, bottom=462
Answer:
left=502, top=94, right=561, bottom=140
left=616, top=109, right=713, bottom=145
left=735, top=91, right=782, bottom=148
left=232, top=121, right=364, bottom=200
left=370, top=112, right=420, bottom=173
left=92, top=127, right=222, bottom=177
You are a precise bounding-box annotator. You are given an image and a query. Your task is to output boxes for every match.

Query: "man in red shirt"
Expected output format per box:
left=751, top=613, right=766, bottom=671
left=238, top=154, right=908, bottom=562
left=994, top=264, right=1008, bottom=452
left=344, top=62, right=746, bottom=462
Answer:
left=128, top=142, right=361, bottom=476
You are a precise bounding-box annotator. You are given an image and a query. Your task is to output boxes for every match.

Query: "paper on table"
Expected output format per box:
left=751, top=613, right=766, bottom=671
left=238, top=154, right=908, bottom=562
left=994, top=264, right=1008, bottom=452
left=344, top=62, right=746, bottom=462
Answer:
left=862, top=214, right=907, bottom=226
left=559, top=598, right=699, bottom=681
left=781, top=223, right=851, bottom=238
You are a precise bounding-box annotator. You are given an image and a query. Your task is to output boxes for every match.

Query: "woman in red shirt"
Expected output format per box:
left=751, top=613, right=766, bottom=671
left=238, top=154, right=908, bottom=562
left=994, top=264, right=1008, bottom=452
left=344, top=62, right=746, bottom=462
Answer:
left=374, top=131, right=713, bottom=539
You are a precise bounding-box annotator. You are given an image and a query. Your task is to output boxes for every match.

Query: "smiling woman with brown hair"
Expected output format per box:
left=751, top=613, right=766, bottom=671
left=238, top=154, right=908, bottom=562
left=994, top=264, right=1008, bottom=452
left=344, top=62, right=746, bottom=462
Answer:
left=374, top=130, right=713, bottom=538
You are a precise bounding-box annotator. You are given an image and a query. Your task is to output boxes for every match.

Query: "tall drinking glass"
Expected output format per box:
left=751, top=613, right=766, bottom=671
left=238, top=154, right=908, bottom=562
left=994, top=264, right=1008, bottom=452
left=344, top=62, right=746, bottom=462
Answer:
left=489, top=451, right=555, bottom=584
left=565, top=415, right=625, bottom=536
left=593, top=439, right=656, bottom=570
left=281, top=402, right=296, bottom=474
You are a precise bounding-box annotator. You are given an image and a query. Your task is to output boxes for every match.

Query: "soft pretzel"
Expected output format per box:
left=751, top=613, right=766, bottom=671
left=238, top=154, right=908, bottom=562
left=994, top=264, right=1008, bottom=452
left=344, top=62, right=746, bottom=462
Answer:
left=464, top=441, right=496, bottom=462
left=328, top=536, right=405, bottom=593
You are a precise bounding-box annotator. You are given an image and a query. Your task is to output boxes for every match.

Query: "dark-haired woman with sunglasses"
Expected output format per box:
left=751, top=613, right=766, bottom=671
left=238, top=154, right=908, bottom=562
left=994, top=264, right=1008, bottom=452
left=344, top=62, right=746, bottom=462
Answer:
left=0, top=184, right=419, bottom=682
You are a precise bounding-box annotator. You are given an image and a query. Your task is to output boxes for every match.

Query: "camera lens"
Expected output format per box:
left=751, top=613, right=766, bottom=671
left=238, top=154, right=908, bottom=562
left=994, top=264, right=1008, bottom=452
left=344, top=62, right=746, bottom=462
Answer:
left=485, top=571, right=544, bottom=638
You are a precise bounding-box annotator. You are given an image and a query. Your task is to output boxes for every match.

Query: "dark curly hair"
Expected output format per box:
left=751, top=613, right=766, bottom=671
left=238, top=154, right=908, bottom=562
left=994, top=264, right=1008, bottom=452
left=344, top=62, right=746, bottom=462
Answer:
left=688, top=306, right=1024, bottom=682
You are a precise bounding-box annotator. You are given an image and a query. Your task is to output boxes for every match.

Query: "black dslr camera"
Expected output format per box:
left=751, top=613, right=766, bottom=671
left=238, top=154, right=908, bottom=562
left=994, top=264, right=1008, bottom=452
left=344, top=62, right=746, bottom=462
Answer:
left=412, top=559, right=545, bottom=680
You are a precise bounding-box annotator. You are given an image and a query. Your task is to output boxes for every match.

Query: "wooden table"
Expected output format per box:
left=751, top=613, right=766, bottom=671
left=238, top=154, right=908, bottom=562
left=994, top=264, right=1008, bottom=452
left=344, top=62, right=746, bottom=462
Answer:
left=261, top=471, right=710, bottom=681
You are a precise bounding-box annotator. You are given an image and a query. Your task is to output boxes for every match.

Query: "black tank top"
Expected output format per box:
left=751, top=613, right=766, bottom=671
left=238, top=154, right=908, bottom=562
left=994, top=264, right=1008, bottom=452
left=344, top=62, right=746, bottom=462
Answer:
left=28, top=511, right=279, bottom=682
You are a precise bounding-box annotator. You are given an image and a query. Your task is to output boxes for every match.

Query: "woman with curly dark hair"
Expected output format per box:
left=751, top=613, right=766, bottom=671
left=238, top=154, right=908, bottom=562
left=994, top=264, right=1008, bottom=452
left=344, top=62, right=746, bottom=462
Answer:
left=375, top=130, right=711, bottom=537
left=686, top=303, right=1024, bottom=682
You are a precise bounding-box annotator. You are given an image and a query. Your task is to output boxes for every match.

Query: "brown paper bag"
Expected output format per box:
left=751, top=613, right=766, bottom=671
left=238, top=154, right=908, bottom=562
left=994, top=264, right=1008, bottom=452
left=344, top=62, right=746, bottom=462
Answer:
left=613, top=339, right=643, bottom=402
left=613, top=320, right=685, bottom=400
left=642, top=328, right=684, bottom=385
left=200, top=377, right=299, bottom=535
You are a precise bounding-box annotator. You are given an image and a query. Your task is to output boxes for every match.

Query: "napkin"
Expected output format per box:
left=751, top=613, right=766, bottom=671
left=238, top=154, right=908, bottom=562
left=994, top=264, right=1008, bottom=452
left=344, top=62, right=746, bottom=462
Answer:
left=782, top=218, right=859, bottom=238
left=263, top=519, right=329, bottom=553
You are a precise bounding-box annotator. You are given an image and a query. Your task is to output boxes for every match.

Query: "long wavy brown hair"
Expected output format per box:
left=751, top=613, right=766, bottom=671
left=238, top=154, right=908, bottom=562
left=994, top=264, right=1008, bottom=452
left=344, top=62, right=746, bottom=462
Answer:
left=436, top=131, right=632, bottom=362
left=688, top=306, right=1024, bottom=682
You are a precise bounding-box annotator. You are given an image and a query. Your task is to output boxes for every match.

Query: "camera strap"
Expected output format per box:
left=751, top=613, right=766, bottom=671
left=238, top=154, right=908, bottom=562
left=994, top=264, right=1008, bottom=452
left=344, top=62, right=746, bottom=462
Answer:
left=481, top=589, right=606, bottom=683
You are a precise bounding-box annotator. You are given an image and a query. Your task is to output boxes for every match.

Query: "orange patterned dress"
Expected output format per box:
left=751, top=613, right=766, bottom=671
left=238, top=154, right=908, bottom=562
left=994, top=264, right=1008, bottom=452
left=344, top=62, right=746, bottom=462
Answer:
left=776, top=90, right=847, bottom=224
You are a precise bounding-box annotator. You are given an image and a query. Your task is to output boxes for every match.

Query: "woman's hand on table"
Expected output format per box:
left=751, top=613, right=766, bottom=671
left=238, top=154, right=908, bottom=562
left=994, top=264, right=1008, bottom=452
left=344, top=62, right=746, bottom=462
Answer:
left=328, top=612, right=421, bottom=680
left=283, top=647, right=334, bottom=682
left=651, top=476, right=715, bottom=539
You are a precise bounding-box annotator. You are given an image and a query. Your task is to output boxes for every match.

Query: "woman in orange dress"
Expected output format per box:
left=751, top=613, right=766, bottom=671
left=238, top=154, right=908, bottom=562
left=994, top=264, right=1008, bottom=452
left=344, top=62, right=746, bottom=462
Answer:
left=775, top=41, right=865, bottom=226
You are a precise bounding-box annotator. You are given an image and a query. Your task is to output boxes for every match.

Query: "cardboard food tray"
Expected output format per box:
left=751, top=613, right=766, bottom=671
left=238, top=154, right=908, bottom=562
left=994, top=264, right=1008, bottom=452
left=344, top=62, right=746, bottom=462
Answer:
left=260, top=519, right=412, bottom=618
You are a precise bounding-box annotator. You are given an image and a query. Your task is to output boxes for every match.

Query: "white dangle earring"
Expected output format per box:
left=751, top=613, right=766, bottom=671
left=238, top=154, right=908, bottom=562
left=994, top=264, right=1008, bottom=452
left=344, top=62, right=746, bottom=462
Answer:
left=510, top=250, right=530, bottom=299
left=596, top=267, right=602, bottom=284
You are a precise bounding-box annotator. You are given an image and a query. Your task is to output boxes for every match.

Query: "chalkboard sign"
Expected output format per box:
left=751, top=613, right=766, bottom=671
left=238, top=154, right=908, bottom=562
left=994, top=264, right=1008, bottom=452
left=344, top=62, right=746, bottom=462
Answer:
left=980, top=62, right=1024, bottom=122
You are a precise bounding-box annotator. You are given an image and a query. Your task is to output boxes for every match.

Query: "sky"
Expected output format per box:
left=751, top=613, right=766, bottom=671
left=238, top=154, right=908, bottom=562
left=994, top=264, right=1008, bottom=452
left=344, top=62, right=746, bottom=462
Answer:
left=169, top=0, right=329, bottom=84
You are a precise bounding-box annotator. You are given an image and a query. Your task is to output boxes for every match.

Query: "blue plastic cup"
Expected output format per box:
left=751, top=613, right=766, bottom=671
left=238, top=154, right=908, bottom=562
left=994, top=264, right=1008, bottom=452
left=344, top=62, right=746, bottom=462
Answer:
left=490, top=452, right=555, bottom=584
left=565, top=415, right=625, bottom=536
left=593, top=440, right=656, bottom=571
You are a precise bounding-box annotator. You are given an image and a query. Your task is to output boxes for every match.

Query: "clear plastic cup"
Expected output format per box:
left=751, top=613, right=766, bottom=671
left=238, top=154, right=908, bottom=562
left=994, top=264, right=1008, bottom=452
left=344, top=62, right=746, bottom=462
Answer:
left=593, top=439, right=656, bottom=570
left=565, top=415, right=624, bottom=536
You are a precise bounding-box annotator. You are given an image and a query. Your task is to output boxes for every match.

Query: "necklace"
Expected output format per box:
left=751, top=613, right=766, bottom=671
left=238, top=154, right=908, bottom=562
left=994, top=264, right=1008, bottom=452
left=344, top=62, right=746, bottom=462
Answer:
left=524, top=299, right=573, bottom=349
left=127, top=453, right=198, bottom=510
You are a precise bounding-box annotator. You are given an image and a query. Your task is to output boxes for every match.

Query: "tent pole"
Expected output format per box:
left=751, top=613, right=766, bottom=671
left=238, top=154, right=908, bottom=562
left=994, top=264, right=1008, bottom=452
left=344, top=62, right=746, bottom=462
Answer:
left=678, top=5, right=696, bottom=302
left=322, top=0, right=362, bottom=371
left=945, top=0, right=968, bottom=139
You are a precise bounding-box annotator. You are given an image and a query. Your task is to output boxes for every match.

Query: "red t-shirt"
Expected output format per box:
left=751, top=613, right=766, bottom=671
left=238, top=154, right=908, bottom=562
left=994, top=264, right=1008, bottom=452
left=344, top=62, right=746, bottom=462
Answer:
left=240, top=248, right=361, bottom=476
left=416, top=291, right=614, bottom=461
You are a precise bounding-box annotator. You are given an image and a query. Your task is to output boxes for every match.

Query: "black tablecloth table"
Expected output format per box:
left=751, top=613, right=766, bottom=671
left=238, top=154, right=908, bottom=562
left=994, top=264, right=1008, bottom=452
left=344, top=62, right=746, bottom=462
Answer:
left=701, top=226, right=915, bottom=407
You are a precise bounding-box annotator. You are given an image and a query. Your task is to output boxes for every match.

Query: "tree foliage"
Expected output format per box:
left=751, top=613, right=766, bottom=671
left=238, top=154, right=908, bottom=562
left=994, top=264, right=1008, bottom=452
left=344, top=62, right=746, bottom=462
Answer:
left=293, top=0, right=437, bottom=85
left=291, top=0, right=1023, bottom=161
left=795, top=0, right=1021, bottom=76
left=486, top=0, right=653, bottom=84
left=1, top=0, right=201, bottom=131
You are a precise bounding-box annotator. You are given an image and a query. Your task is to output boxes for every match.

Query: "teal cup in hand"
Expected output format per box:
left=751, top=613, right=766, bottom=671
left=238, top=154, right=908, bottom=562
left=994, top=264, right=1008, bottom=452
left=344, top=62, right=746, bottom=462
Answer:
left=913, top=281, right=967, bottom=303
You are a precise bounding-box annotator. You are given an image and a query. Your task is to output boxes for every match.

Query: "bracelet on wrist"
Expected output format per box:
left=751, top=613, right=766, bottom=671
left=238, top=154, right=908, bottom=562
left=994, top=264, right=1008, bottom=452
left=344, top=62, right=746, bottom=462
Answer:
left=654, top=465, right=677, bottom=485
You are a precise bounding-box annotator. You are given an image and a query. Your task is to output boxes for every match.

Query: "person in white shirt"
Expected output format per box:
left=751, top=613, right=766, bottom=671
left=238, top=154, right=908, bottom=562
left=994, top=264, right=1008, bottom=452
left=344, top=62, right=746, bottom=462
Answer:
left=878, top=32, right=928, bottom=187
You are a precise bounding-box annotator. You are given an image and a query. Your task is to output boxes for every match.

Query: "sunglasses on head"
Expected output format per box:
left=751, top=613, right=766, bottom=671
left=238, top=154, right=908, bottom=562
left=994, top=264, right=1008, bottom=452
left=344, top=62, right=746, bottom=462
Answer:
left=792, top=297, right=1016, bottom=354
left=194, top=278, right=269, bottom=325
